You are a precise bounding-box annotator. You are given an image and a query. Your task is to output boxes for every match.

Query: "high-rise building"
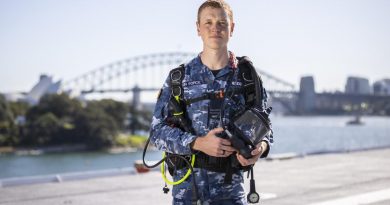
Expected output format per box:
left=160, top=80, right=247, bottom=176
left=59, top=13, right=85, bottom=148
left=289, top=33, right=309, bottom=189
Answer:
left=373, top=79, right=390, bottom=95
left=297, top=76, right=316, bottom=114
left=345, top=76, right=371, bottom=95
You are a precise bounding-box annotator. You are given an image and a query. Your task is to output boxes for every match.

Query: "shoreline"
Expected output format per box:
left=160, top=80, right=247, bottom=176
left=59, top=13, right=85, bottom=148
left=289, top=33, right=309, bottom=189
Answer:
left=2, top=146, right=390, bottom=188
left=0, top=145, right=149, bottom=156
left=3, top=141, right=390, bottom=156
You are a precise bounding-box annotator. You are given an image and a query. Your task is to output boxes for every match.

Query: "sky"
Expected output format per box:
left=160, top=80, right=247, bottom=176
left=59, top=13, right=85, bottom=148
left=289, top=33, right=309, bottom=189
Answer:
left=1, top=0, right=389, bottom=95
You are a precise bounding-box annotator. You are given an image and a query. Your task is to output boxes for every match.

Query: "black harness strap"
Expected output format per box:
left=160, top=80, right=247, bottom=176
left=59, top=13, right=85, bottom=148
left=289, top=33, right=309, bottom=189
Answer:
left=170, top=152, right=240, bottom=173
left=169, top=64, right=185, bottom=98
left=183, top=57, right=259, bottom=106
left=169, top=57, right=260, bottom=107
left=165, top=57, right=261, bottom=176
left=184, top=84, right=255, bottom=105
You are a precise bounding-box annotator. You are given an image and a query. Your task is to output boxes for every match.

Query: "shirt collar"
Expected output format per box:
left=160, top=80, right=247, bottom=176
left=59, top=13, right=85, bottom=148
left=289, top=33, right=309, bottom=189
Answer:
left=194, top=51, right=237, bottom=78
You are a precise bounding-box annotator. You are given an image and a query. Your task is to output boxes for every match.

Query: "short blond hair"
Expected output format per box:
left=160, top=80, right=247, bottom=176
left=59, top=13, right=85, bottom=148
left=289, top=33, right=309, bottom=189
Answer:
left=197, top=0, right=233, bottom=23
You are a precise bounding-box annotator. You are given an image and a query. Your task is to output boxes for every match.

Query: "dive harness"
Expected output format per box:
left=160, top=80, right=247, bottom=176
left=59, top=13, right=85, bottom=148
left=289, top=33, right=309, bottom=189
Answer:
left=143, top=56, right=271, bottom=204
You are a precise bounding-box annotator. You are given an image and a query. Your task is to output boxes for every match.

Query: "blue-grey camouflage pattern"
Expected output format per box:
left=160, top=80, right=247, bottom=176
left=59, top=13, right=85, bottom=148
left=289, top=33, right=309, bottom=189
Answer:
left=150, top=53, right=273, bottom=204
left=172, top=168, right=247, bottom=205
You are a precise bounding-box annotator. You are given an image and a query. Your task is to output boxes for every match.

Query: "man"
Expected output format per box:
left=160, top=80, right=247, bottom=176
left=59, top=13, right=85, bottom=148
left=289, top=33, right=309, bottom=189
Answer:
left=150, top=0, right=273, bottom=204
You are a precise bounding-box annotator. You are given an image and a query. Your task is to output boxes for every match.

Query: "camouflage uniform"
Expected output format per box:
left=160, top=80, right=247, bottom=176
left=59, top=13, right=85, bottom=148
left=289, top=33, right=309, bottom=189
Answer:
left=150, top=52, right=273, bottom=205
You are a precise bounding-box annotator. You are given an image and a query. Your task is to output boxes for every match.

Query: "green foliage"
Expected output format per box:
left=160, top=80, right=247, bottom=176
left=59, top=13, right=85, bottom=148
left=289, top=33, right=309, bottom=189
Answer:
left=21, top=94, right=81, bottom=146
left=26, top=93, right=82, bottom=121
left=3, top=92, right=152, bottom=150
left=87, top=99, right=128, bottom=130
left=128, top=105, right=152, bottom=134
left=73, top=106, right=119, bottom=149
left=0, top=94, right=18, bottom=146
left=115, top=134, right=147, bottom=148
left=115, top=134, right=129, bottom=146
left=24, top=112, right=61, bottom=145
left=9, top=101, right=29, bottom=116
left=0, top=94, right=14, bottom=121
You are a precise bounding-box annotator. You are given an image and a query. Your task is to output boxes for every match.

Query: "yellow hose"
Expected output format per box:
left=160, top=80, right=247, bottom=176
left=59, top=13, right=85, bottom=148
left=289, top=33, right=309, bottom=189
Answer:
left=161, top=152, right=195, bottom=185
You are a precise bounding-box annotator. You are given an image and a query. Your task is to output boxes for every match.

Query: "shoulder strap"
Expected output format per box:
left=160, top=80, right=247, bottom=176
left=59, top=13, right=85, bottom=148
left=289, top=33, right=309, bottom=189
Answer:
left=237, top=56, right=265, bottom=108
left=169, top=58, right=264, bottom=108
left=167, top=64, right=195, bottom=133
left=169, top=64, right=185, bottom=102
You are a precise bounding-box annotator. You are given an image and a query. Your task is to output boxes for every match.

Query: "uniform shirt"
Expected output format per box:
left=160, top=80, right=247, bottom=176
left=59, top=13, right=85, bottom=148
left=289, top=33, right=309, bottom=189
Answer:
left=150, top=52, right=273, bottom=155
left=150, top=52, right=273, bottom=204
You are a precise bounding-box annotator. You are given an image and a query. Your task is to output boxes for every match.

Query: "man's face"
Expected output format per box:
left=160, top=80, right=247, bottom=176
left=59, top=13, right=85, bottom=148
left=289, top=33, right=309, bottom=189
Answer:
left=197, top=7, right=234, bottom=50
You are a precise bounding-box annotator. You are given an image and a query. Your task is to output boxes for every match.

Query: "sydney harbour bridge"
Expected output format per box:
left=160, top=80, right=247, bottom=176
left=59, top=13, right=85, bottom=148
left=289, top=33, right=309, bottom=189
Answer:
left=61, top=52, right=297, bottom=113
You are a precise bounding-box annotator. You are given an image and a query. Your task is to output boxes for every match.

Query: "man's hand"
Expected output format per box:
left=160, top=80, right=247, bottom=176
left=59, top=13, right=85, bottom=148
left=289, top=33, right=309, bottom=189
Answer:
left=236, top=141, right=268, bottom=166
left=192, top=127, right=236, bottom=157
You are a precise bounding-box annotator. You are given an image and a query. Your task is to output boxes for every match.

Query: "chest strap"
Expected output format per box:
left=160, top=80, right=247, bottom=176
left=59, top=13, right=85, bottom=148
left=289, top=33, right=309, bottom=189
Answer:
left=167, top=152, right=249, bottom=173
left=184, top=84, right=254, bottom=105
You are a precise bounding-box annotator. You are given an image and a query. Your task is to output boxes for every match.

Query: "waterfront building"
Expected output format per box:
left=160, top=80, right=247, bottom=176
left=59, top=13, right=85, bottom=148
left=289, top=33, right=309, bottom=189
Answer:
left=2, top=74, right=60, bottom=104
left=345, top=76, right=371, bottom=95
left=297, top=76, right=316, bottom=114
left=25, top=74, right=61, bottom=104
left=373, top=79, right=390, bottom=95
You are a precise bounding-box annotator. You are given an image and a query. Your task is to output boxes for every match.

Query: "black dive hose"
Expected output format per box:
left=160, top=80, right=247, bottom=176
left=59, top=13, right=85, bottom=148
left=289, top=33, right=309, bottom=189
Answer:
left=142, top=135, right=164, bottom=169
left=142, top=133, right=201, bottom=205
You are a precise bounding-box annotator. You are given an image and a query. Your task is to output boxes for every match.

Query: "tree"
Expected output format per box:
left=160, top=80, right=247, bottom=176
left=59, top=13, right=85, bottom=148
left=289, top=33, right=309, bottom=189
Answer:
left=9, top=101, right=29, bottom=117
left=73, top=106, right=119, bottom=149
left=31, top=93, right=82, bottom=119
left=14, top=93, right=147, bottom=149
left=87, top=99, right=128, bottom=130
left=0, top=94, right=18, bottom=146
left=22, top=93, right=82, bottom=146
left=128, top=104, right=152, bottom=134
left=23, top=112, right=61, bottom=146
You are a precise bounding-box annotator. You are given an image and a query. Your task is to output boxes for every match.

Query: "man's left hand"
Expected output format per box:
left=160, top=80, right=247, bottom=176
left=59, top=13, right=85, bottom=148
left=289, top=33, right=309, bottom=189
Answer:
left=236, top=141, right=268, bottom=166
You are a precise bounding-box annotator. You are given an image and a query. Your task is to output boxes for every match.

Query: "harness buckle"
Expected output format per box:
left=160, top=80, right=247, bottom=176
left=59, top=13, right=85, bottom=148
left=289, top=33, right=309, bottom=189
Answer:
left=215, top=90, right=225, bottom=99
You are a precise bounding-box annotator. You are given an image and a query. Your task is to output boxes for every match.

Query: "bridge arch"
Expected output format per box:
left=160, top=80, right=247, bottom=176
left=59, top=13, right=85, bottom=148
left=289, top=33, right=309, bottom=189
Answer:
left=61, top=52, right=296, bottom=108
left=62, top=52, right=197, bottom=95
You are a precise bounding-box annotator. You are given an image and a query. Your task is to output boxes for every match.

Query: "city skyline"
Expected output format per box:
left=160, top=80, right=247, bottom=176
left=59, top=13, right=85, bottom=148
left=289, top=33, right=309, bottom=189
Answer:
left=1, top=0, right=389, bottom=94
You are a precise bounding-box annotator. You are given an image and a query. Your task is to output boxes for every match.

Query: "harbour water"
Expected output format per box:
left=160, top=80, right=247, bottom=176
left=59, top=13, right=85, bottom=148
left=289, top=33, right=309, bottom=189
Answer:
left=1, top=116, right=389, bottom=179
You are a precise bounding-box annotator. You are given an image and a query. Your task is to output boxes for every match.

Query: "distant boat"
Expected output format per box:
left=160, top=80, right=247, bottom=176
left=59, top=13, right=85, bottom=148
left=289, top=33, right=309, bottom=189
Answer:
left=346, top=115, right=364, bottom=125
left=134, top=160, right=159, bottom=173
left=134, top=160, right=150, bottom=173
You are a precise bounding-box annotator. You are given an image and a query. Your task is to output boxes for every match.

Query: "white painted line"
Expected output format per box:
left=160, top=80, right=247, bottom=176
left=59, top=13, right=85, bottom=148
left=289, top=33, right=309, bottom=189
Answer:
left=309, top=188, right=390, bottom=205
left=260, top=192, right=277, bottom=200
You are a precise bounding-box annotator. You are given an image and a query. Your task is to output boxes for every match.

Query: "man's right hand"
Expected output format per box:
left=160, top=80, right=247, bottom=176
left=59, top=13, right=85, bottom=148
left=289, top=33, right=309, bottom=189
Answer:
left=191, top=127, right=236, bottom=157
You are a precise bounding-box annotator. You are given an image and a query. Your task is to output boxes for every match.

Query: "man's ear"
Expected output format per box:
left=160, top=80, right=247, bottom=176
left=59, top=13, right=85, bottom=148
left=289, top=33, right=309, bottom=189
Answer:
left=230, top=22, right=235, bottom=37
left=196, top=21, right=201, bottom=36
